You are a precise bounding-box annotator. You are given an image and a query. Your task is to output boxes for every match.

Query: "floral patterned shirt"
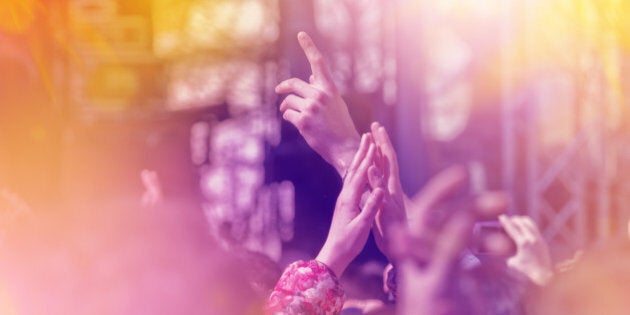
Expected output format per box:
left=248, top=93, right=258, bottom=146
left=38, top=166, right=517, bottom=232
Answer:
left=266, top=260, right=344, bottom=314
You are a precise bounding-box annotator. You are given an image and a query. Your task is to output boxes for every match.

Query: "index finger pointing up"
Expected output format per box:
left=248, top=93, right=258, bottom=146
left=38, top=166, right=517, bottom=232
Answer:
left=297, top=31, right=336, bottom=92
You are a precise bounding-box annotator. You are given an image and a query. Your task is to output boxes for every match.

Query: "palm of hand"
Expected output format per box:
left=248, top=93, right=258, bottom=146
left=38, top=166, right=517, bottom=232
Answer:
left=499, top=215, right=553, bottom=285
left=507, top=239, right=552, bottom=280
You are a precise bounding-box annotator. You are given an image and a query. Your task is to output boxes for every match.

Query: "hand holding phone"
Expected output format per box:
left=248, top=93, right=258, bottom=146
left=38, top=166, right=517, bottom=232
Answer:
left=497, top=215, right=554, bottom=286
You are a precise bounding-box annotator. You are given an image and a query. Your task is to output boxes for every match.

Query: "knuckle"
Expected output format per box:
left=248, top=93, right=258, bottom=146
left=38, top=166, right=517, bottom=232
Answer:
left=279, top=99, right=289, bottom=111
left=312, top=90, right=328, bottom=103
left=304, top=98, right=318, bottom=107
left=311, top=54, right=323, bottom=65
left=305, top=101, right=320, bottom=115
left=337, top=199, right=352, bottom=210
left=281, top=110, right=290, bottom=120
left=304, top=99, right=321, bottom=113
left=295, top=116, right=310, bottom=130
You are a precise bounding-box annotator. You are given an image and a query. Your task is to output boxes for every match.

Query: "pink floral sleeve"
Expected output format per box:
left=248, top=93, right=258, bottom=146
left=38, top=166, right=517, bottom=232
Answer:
left=266, top=260, right=344, bottom=315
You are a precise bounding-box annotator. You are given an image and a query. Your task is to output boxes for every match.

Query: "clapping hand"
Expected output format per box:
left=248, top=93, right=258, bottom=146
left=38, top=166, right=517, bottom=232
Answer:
left=367, top=122, right=407, bottom=262
left=316, top=133, right=384, bottom=277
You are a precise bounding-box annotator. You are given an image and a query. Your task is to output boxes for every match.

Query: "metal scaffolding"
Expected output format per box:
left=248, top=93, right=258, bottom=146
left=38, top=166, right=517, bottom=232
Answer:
left=501, top=0, right=630, bottom=258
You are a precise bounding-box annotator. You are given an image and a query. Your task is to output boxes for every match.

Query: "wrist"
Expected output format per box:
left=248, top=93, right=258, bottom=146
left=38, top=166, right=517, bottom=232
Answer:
left=510, top=260, right=554, bottom=286
left=316, top=243, right=350, bottom=277
left=529, top=268, right=554, bottom=286
left=330, top=136, right=360, bottom=177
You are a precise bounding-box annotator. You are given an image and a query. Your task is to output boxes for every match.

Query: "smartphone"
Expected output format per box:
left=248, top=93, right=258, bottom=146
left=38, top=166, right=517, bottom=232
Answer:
left=472, top=221, right=516, bottom=256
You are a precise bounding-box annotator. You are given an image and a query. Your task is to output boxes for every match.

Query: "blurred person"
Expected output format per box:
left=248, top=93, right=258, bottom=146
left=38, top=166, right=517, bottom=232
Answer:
left=0, top=198, right=261, bottom=315
left=232, top=247, right=283, bottom=299
left=390, top=166, right=502, bottom=315
left=448, top=214, right=555, bottom=315
left=367, top=122, right=521, bottom=315
left=370, top=121, right=514, bottom=306
left=340, top=261, right=393, bottom=315
left=0, top=34, right=59, bottom=209
left=266, top=133, right=385, bottom=314
left=531, top=242, right=630, bottom=315
left=140, top=165, right=282, bottom=305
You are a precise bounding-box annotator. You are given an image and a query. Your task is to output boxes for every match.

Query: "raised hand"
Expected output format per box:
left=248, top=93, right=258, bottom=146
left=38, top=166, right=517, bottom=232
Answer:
left=392, top=166, right=473, bottom=315
left=276, top=32, right=360, bottom=176
left=499, top=214, right=553, bottom=286
left=367, top=122, right=407, bottom=261
left=316, top=133, right=384, bottom=277
left=391, top=166, right=507, bottom=315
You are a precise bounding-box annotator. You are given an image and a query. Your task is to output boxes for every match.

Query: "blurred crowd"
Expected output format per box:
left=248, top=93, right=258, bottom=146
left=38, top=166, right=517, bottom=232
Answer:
left=0, top=29, right=629, bottom=315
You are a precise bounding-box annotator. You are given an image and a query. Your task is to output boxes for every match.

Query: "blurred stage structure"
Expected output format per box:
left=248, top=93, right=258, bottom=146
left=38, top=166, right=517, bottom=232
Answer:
left=0, top=0, right=628, bottom=262
left=499, top=1, right=630, bottom=258
left=396, top=0, right=630, bottom=259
